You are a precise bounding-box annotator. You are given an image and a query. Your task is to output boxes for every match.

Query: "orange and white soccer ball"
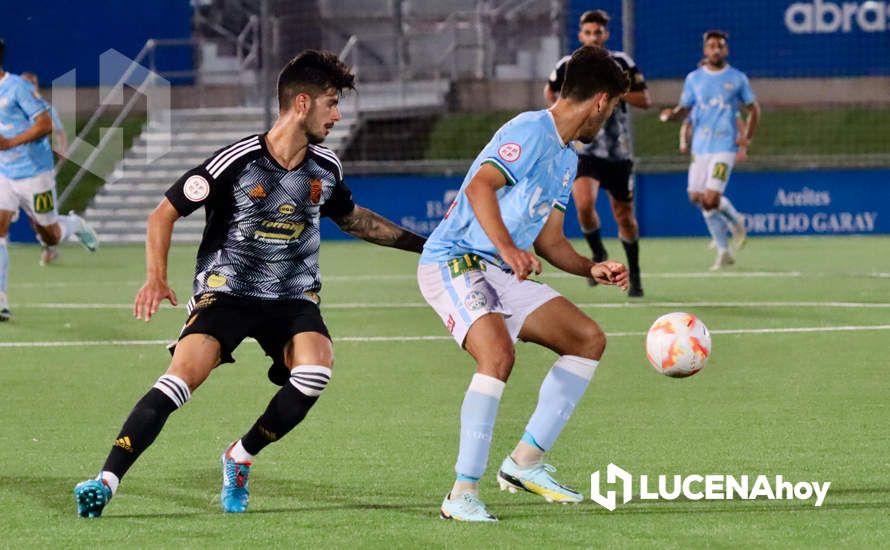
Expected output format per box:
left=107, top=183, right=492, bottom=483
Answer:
left=645, top=312, right=712, bottom=378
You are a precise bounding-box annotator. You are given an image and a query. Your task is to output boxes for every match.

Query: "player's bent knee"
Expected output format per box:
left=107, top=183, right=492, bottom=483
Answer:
left=475, top=343, right=515, bottom=381
left=573, top=322, right=607, bottom=360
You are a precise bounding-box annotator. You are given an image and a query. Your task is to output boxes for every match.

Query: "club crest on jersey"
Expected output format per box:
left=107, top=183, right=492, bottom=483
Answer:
left=248, top=184, right=267, bottom=199
left=309, top=179, right=323, bottom=204
left=498, top=143, right=522, bottom=162
left=183, top=175, right=210, bottom=202
left=206, top=274, right=227, bottom=288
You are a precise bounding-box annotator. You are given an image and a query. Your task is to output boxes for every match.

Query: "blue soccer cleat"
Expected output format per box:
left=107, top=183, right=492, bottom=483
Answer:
left=439, top=492, right=498, bottom=522
left=69, top=211, right=99, bottom=252
left=74, top=478, right=112, bottom=518
left=220, top=448, right=252, bottom=513
left=497, top=456, right=583, bottom=504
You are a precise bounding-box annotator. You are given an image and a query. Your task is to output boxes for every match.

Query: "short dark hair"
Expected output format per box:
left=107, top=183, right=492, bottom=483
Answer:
left=703, top=30, right=729, bottom=43
left=277, top=50, right=355, bottom=111
left=560, top=45, right=629, bottom=101
left=580, top=9, right=610, bottom=27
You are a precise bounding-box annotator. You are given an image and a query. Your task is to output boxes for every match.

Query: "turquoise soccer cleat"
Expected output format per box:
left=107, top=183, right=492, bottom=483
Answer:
left=497, top=456, right=583, bottom=504
left=74, top=478, right=112, bottom=518
left=439, top=492, right=498, bottom=522
left=220, top=449, right=252, bottom=513
left=70, top=211, right=99, bottom=252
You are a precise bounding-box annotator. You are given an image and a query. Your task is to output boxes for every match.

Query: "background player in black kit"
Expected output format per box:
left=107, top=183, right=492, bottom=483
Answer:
left=73, top=50, right=426, bottom=517
left=545, top=9, right=650, bottom=297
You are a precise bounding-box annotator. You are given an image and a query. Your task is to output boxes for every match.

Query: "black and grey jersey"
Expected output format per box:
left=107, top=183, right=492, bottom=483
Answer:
left=165, top=134, right=355, bottom=302
left=548, top=50, right=648, bottom=161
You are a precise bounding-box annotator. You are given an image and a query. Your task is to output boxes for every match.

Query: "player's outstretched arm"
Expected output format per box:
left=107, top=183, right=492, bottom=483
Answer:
left=134, top=198, right=180, bottom=322
left=333, top=206, right=426, bottom=253
left=533, top=208, right=629, bottom=290
left=659, top=106, right=690, bottom=123
left=0, top=111, right=52, bottom=150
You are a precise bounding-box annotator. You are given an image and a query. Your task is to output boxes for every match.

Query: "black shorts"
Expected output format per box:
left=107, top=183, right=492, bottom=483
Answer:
left=169, top=292, right=331, bottom=369
left=576, top=156, right=635, bottom=202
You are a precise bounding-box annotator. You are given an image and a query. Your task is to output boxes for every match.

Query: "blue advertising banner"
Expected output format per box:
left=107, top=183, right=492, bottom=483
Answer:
left=317, top=169, right=890, bottom=241
left=568, top=0, right=890, bottom=77
left=2, top=0, right=192, bottom=86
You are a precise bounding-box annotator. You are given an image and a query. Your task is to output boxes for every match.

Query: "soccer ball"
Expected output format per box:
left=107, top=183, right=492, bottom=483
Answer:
left=645, top=312, right=712, bottom=378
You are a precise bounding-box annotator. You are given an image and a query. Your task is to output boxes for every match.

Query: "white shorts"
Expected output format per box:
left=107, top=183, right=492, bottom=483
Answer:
left=687, top=152, right=735, bottom=195
left=417, top=258, right=561, bottom=346
left=0, top=170, right=59, bottom=226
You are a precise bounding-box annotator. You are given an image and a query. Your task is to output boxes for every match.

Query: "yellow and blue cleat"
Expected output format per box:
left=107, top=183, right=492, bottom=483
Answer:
left=220, top=449, right=252, bottom=513
left=74, top=478, right=112, bottom=518
left=439, top=492, right=498, bottom=522
left=496, top=456, right=583, bottom=504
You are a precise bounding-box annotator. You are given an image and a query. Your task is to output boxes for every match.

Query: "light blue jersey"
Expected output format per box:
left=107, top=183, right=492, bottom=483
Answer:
left=0, top=72, right=53, bottom=179
left=680, top=65, right=755, bottom=155
left=421, top=110, right=577, bottom=269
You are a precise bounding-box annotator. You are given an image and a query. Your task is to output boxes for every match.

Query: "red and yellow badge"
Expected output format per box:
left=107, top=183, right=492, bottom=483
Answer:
left=309, top=178, right=323, bottom=204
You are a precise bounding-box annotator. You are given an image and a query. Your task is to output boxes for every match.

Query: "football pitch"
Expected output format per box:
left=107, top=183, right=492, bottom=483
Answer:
left=1, top=236, right=888, bottom=548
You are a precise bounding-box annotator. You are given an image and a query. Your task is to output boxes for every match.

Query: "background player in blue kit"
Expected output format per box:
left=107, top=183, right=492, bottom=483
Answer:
left=660, top=30, right=760, bottom=270
left=0, top=39, right=97, bottom=320
left=419, top=46, right=630, bottom=522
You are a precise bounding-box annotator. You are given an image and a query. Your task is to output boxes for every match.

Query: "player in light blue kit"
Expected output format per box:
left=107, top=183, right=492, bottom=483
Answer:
left=418, top=46, right=630, bottom=522
left=661, top=30, right=760, bottom=270
left=0, top=39, right=98, bottom=320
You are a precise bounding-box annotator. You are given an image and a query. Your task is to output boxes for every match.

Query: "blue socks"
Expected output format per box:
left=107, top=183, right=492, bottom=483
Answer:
left=524, top=355, right=599, bottom=451
left=703, top=209, right=730, bottom=252
left=454, top=373, right=505, bottom=481
left=0, top=237, right=8, bottom=295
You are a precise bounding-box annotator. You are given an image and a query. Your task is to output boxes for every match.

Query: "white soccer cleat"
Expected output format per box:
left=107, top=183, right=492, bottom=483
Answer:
left=710, top=250, right=735, bottom=271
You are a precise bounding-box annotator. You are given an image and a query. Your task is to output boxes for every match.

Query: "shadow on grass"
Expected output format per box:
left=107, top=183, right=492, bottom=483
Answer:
left=22, top=473, right=890, bottom=520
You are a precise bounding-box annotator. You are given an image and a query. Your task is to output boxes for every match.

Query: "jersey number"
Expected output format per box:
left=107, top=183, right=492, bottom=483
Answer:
left=33, top=191, right=55, bottom=214
left=711, top=162, right=729, bottom=182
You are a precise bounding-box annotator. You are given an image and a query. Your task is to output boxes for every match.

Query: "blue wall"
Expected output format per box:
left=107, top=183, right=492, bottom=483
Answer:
left=1, top=0, right=192, bottom=85
left=568, top=0, right=890, bottom=77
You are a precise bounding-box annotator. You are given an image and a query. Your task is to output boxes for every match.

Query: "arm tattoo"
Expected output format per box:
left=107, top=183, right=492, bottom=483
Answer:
left=335, top=206, right=426, bottom=253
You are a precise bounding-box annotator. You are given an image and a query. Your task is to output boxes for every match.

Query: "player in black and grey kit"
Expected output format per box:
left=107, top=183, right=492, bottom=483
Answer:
left=545, top=10, right=650, bottom=297
left=73, top=50, right=426, bottom=518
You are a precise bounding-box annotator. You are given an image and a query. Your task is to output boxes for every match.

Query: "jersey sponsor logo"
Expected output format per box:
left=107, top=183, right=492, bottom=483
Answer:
left=33, top=190, right=54, bottom=214
left=183, top=175, right=210, bottom=202
left=254, top=219, right=306, bottom=241
left=248, top=184, right=267, bottom=199
left=498, top=142, right=522, bottom=162
left=309, top=178, right=323, bottom=204
left=278, top=203, right=296, bottom=215
left=207, top=274, right=228, bottom=288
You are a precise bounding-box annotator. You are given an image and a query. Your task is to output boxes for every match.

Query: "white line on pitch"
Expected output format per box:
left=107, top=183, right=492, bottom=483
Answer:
left=2, top=324, right=890, bottom=348
left=10, top=300, right=890, bottom=310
